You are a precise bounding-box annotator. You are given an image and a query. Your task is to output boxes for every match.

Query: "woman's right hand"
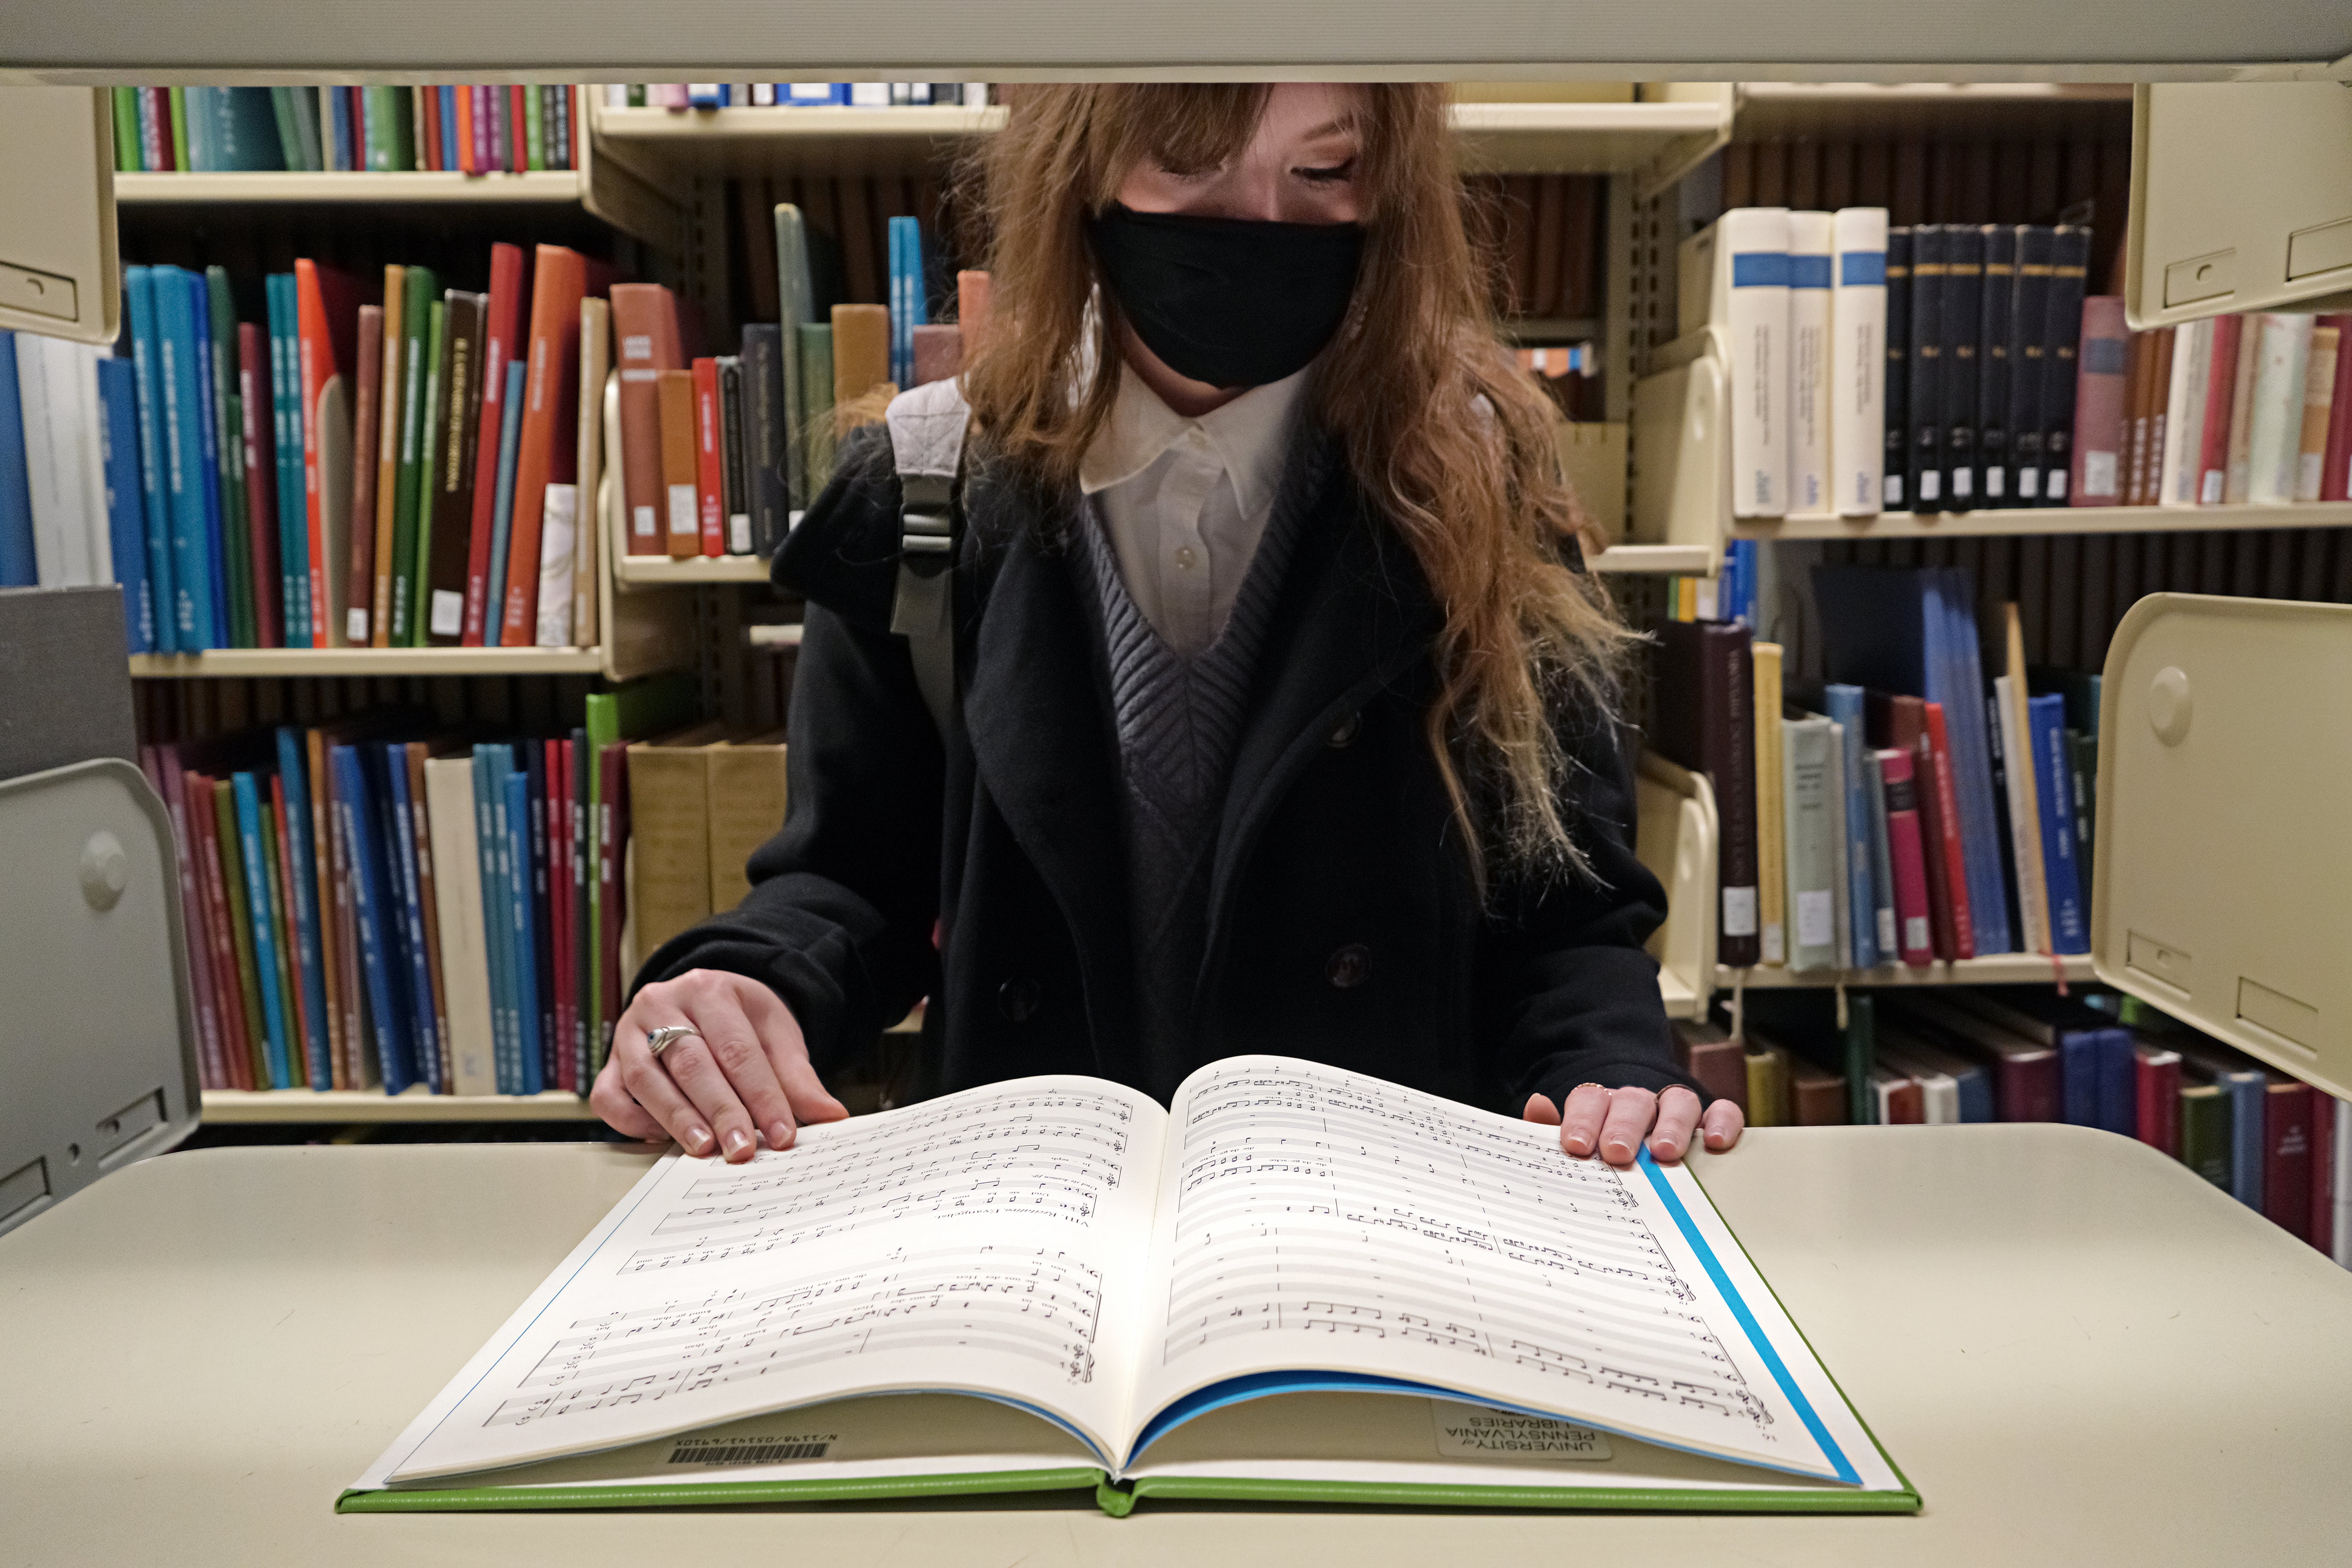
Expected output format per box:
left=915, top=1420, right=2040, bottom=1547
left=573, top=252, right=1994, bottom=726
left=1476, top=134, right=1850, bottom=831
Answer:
left=590, top=969, right=848, bottom=1163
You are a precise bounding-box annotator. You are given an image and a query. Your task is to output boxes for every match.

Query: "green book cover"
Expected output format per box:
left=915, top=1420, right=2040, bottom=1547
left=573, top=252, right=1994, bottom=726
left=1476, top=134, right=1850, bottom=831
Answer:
left=1843, top=988, right=1876, bottom=1126
left=406, top=299, right=448, bottom=646
left=2180, top=1082, right=2233, bottom=1189
left=212, top=780, right=270, bottom=1087
left=111, top=87, right=140, bottom=172
left=205, top=266, right=255, bottom=647
left=388, top=266, right=438, bottom=644
left=267, top=87, right=305, bottom=172
left=581, top=673, right=700, bottom=1074
left=523, top=87, right=546, bottom=171
left=256, top=798, right=304, bottom=1086
left=797, top=322, right=835, bottom=493
left=167, top=87, right=190, bottom=172
left=363, top=87, right=414, bottom=171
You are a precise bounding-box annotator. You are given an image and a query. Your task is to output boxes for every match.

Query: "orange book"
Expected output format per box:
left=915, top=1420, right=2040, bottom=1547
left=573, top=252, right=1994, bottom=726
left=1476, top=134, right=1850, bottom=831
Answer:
left=831, top=303, right=892, bottom=412
left=497, top=245, right=611, bottom=644
left=658, top=369, right=700, bottom=560
left=608, top=283, right=685, bottom=557
left=957, top=270, right=992, bottom=358
left=293, top=259, right=360, bottom=648
left=454, top=89, right=474, bottom=175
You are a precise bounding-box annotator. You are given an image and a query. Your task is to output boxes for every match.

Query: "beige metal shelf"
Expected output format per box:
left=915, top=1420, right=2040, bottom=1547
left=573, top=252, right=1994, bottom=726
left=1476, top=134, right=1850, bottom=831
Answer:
left=1730, top=82, right=2132, bottom=141
left=202, top=1089, right=598, bottom=1123
left=116, top=170, right=588, bottom=204
left=614, top=553, right=771, bottom=585
left=1591, top=543, right=1714, bottom=574
left=1730, top=501, right=2352, bottom=543
left=1720, top=954, right=2100, bottom=990
left=130, top=646, right=609, bottom=678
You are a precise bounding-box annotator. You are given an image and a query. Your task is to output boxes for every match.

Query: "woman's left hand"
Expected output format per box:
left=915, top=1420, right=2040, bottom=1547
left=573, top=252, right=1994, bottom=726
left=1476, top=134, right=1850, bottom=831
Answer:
left=1523, top=1084, right=1744, bottom=1167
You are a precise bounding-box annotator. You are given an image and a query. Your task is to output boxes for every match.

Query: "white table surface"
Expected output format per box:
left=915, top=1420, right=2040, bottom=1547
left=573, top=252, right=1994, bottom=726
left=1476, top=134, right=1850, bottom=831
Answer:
left=5, top=1124, right=2349, bottom=1565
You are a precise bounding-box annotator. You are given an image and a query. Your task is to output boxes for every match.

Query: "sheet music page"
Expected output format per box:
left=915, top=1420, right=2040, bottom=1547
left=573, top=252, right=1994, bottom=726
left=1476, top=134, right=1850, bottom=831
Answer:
left=377, top=1076, right=1165, bottom=1484
left=1129, top=1057, right=1850, bottom=1479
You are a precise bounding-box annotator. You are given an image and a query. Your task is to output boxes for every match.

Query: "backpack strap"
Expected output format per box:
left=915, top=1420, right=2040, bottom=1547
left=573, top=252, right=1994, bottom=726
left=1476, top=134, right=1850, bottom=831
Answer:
left=883, top=377, right=971, bottom=739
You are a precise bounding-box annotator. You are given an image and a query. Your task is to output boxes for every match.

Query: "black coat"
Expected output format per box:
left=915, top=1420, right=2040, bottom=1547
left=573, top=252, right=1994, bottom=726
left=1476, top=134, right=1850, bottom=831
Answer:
left=632, top=422, right=1698, bottom=1114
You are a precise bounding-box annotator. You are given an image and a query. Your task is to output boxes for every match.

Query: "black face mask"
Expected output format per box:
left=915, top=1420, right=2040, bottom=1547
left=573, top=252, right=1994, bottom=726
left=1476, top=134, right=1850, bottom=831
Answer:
left=1087, top=202, right=1365, bottom=389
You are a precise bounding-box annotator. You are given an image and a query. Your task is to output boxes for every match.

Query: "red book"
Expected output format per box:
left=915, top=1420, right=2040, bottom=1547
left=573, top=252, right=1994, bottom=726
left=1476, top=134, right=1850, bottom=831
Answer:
left=608, top=284, right=686, bottom=557
left=1877, top=747, right=1936, bottom=967
left=2069, top=296, right=2129, bottom=506
left=145, top=745, right=227, bottom=1090
left=2312, top=1093, right=2337, bottom=1255
left=507, top=85, right=527, bottom=172
left=545, top=738, right=575, bottom=1093
left=141, top=88, right=173, bottom=170
left=1872, top=1067, right=1924, bottom=1125
left=1880, top=695, right=1954, bottom=960
left=692, top=356, right=725, bottom=556
left=597, top=739, right=629, bottom=1059
left=234, top=322, right=283, bottom=649
left=418, top=86, right=442, bottom=172
left=2321, top=313, right=2352, bottom=503
left=294, top=260, right=361, bottom=648
left=1920, top=702, right=1977, bottom=961
left=2264, top=1076, right=2314, bottom=1240
left=498, top=245, right=608, bottom=645
left=461, top=243, right=527, bottom=645
left=2134, top=1044, right=2182, bottom=1156
left=2194, top=314, right=2244, bottom=505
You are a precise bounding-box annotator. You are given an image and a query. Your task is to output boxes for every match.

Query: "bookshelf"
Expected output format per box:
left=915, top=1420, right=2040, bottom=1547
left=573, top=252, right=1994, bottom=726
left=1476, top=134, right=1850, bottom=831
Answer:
left=1729, top=502, right=2352, bottom=544
left=1727, top=82, right=2132, bottom=141
left=622, top=542, right=1719, bottom=586
left=202, top=1088, right=598, bottom=1123
left=117, top=171, right=590, bottom=205
left=1722, top=955, right=2099, bottom=990
left=130, top=646, right=609, bottom=677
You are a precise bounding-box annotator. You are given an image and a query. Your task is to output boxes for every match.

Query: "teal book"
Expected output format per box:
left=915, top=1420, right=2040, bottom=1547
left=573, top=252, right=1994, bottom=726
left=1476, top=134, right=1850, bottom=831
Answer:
left=472, top=745, right=519, bottom=1095
left=186, top=87, right=283, bottom=172
left=230, top=771, right=295, bottom=1088
left=204, top=266, right=255, bottom=646
left=152, top=267, right=222, bottom=648
left=342, top=1059, right=1915, bottom=1516
left=483, top=359, right=528, bottom=642
left=121, top=268, right=179, bottom=650
left=264, top=273, right=310, bottom=644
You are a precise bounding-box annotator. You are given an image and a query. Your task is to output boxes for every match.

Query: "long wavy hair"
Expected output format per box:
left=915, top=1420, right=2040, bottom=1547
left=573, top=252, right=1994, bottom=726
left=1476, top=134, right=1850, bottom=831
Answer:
left=957, top=83, right=1637, bottom=885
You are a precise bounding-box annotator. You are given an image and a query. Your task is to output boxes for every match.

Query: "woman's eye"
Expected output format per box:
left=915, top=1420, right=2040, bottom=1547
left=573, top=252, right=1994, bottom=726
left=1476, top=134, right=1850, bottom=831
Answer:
left=1295, top=161, right=1356, bottom=186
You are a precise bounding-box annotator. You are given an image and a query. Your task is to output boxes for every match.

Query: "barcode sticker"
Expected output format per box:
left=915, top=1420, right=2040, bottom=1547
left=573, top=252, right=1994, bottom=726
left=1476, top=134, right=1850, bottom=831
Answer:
left=1797, top=889, right=1834, bottom=947
left=632, top=503, right=657, bottom=539
left=1919, top=471, right=1941, bottom=503
left=1722, top=886, right=1758, bottom=938
left=429, top=589, right=463, bottom=638
left=667, top=1436, right=833, bottom=1466
left=1876, top=909, right=1898, bottom=951
left=668, top=484, right=698, bottom=536
left=2084, top=452, right=2119, bottom=498
left=1906, top=915, right=1931, bottom=951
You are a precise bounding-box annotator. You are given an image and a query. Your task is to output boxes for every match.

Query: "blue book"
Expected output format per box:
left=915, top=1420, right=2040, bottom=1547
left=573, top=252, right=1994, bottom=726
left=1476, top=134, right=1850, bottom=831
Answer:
left=181, top=269, right=232, bottom=642
left=381, top=745, right=444, bottom=1093
left=150, top=268, right=220, bottom=648
left=2026, top=691, right=2088, bottom=953
left=333, top=745, right=417, bottom=1093
left=265, top=274, right=309, bottom=645
left=326, top=87, right=354, bottom=172
left=2094, top=1027, right=2136, bottom=1138
left=95, top=356, right=155, bottom=653
left=504, top=766, right=544, bottom=1095
left=1952, top=1056, right=1994, bottom=1123
left=472, top=746, right=517, bottom=1093
left=1823, top=684, right=1878, bottom=968
left=887, top=215, right=926, bottom=388
left=438, top=87, right=459, bottom=168
left=120, top=275, right=178, bottom=648
left=272, top=729, right=334, bottom=1088
left=0, top=332, right=36, bottom=587
left=2058, top=1028, right=2102, bottom=1127
left=229, top=772, right=295, bottom=1088
left=484, top=359, right=528, bottom=643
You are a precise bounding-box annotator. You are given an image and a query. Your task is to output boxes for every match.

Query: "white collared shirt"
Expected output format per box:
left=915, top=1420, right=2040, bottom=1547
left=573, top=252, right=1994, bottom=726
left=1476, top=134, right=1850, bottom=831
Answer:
left=1078, top=362, right=1311, bottom=657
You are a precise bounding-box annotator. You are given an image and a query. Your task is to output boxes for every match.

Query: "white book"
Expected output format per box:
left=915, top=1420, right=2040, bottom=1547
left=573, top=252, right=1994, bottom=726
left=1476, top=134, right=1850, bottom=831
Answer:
left=2159, top=317, right=2213, bottom=507
left=1829, top=207, right=1887, bottom=518
left=342, top=1056, right=1909, bottom=1512
left=71, top=343, right=111, bottom=586
left=1991, top=673, right=2051, bottom=956
left=2332, top=1096, right=2351, bottom=1271
left=2246, top=312, right=2314, bottom=506
left=534, top=482, right=579, bottom=647
left=423, top=757, right=498, bottom=1099
left=1681, top=207, right=1789, bottom=518
left=2221, top=318, right=2264, bottom=503
left=15, top=335, right=65, bottom=586
left=1785, top=211, right=1834, bottom=517
left=2296, top=325, right=2341, bottom=501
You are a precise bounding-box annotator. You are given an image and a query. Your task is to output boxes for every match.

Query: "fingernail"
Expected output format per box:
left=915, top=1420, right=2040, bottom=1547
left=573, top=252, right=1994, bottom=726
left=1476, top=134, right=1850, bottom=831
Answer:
left=1651, top=1138, right=1676, bottom=1160
left=683, top=1125, right=712, bottom=1154
left=1604, top=1140, right=1632, bottom=1161
left=767, top=1121, right=793, bottom=1150
left=723, top=1129, right=752, bottom=1160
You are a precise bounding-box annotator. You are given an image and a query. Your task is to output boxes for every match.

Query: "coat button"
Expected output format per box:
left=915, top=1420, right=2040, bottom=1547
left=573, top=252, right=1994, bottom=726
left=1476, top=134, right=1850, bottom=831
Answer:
left=1327, top=711, right=1361, bottom=748
left=1325, top=944, right=1370, bottom=989
left=997, top=978, right=1041, bottom=1022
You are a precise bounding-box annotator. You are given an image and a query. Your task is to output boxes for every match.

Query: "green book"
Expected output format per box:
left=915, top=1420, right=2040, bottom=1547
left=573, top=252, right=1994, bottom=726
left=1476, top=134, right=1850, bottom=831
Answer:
left=267, top=87, right=304, bottom=171
left=797, top=321, right=835, bottom=493
left=254, top=796, right=304, bottom=1087
left=406, top=299, right=448, bottom=646
left=167, top=87, right=190, bottom=172
left=523, top=87, right=546, bottom=171
left=580, top=673, right=699, bottom=1076
left=339, top=1058, right=1917, bottom=1517
left=387, top=266, right=438, bottom=644
left=212, top=780, right=270, bottom=1088
left=111, top=87, right=140, bottom=171
left=1843, top=991, right=1877, bottom=1126
left=2179, top=1082, right=2233, bottom=1189
left=205, top=266, right=255, bottom=647
left=362, top=87, right=414, bottom=171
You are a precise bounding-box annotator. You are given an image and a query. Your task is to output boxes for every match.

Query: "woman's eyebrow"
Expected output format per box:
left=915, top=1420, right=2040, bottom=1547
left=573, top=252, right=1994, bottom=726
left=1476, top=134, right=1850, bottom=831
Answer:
left=1297, top=116, right=1361, bottom=142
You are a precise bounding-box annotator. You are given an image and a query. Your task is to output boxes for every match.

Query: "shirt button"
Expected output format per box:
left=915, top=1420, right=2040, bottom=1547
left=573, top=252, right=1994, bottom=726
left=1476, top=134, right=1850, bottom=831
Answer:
left=1174, top=546, right=1198, bottom=570
left=1326, top=944, right=1371, bottom=989
left=1327, top=712, right=1361, bottom=748
left=997, top=978, right=1041, bottom=1023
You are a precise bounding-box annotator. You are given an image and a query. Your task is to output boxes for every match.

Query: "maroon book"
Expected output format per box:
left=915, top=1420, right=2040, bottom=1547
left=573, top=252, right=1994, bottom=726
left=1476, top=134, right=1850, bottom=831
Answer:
left=2263, top=1076, right=2314, bottom=1240
left=2134, top=1044, right=2182, bottom=1157
left=235, top=323, right=282, bottom=648
left=2309, top=1091, right=2337, bottom=1256
left=1671, top=1020, right=1748, bottom=1114
left=1653, top=619, right=1758, bottom=967
left=1882, top=995, right=2060, bottom=1123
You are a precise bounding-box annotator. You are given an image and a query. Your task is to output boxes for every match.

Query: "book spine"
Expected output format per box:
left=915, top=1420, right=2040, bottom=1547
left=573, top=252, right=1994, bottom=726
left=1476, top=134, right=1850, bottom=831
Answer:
left=318, top=737, right=360, bottom=1086
left=2195, top=314, right=2243, bottom=504
left=544, top=740, right=575, bottom=1090
left=189, top=773, right=252, bottom=1087
left=234, top=325, right=280, bottom=649
left=597, top=739, right=628, bottom=1075
left=525, top=748, right=556, bottom=1085
left=2070, top=296, right=2128, bottom=506
left=2159, top=316, right=2209, bottom=506
left=204, top=268, right=255, bottom=646
left=534, top=481, right=580, bottom=647
left=473, top=749, right=513, bottom=1093
left=120, top=276, right=178, bottom=642
left=1881, top=227, right=1910, bottom=510
left=211, top=780, right=269, bottom=1086
left=1782, top=717, right=1838, bottom=973
left=94, top=358, right=154, bottom=653
left=341, top=304, right=382, bottom=646
left=388, top=273, right=436, bottom=644
left=1785, top=211, right=1833, bottom=517
left=263, top=277, right=305, bottom=644
left=1715, top=628, right=1759, bottom=967
left=1920, top=702, right=1976, bottom=960
left=260, top=781, right=309, bottom=1081
left=572, top=300, right=607, bottom=650
left=2296, top=325, right=2341, bottom=501
left=499, top=246, right=588, bottom=646
left=1975, top=225, right=2013, bottom=505
left=149, top=749, right=226, bottom=1087
left=1725, top=209, right=1789, bottom=518
left=155, top=270, right=220, bottom=646
left=2041, top=225, right=2089, bottom=505
left=1877, top=748, right=1935, bottom=965
left=774, top=206, right=814, bottom=514
left=332, top=748, right=414, bottom=1093
left=405, top=298, right=449, bottom=646
left=1751, top=642, right=1786, bottom=966
left=425, top=292, right=483, bottom=644
left=2321, top=313, right=2352, bottom=502
left=272, top=732, right=334, bottom=1088
left=2007, top=226, right=2052, bottom=506
left=505, top=768, right=544, bottom=1095
left=2136, top=1049, right=2182, bottom=1156
left=2264, top=1081, right=2314, bottom=1238
left=1991, top=675, right=2047, bottom=954
left=462, top=243, right=524, bottom=646
left=484, top=360, right=529, bottom=644
left=2248, top=314, right=2314, bottom=506
left=741, top=324, right=788, bottom=555
left=1824, top=685, right=1877, bottom=969
left=692, top=356, right=724, bottom=556
left=718, top=356, right=750, bottom=554
left=292, top=260, right=341, bottom=648
left=1906, top=224, right=1945, bottom=511
left=2028, top=693, right=2088, bottom=954
left=1939, top=223, right=1982, bottom=508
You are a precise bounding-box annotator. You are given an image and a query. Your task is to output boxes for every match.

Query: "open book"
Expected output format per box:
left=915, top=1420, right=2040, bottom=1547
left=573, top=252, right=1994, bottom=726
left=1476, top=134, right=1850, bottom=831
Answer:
left=343, top=1056, right=1916, bottom=1514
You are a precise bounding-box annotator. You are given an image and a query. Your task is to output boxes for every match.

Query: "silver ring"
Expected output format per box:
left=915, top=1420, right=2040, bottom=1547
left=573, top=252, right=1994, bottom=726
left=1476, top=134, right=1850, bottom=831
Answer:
left=645, top=1025, right=701, bottom=1059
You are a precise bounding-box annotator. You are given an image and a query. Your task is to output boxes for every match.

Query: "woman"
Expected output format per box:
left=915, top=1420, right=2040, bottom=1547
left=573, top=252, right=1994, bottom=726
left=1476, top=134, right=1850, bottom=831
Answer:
left=591, top=82, right=1744, bottom=1170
